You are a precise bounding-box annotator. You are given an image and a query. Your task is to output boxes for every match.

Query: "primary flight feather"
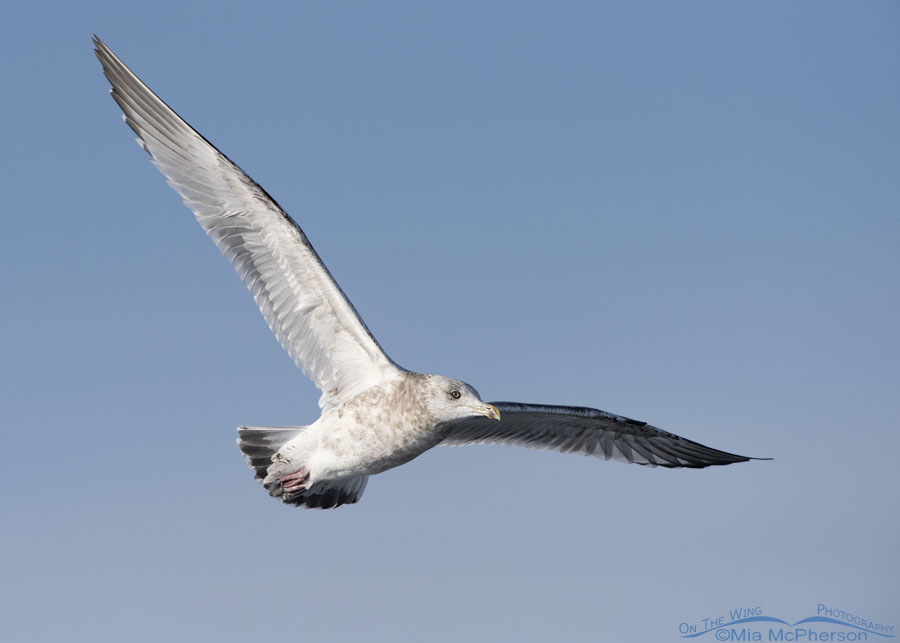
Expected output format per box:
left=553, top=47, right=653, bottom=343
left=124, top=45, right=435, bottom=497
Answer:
left=94, top=36, right=766, bottom=509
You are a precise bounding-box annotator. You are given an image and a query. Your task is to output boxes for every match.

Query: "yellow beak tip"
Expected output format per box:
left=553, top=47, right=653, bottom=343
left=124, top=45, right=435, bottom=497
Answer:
left=473, top=403, right=501, bottom=421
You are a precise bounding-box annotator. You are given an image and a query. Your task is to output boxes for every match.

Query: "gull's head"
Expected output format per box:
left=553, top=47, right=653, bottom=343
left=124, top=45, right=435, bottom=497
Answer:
left=423, top=375, right=501, bottom=424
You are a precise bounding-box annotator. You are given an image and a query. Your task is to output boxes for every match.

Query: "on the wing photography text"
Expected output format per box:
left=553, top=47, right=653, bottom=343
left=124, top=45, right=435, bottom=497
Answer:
left=678, top=604, right=895, bottom=641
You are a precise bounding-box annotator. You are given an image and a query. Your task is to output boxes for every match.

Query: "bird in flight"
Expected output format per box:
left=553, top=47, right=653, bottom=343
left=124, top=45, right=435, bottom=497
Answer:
left=94, top=36, right=766, bottom=509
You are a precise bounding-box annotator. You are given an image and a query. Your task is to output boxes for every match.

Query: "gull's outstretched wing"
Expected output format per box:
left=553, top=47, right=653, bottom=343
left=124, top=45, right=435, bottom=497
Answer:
left=93, top=37, right=402, bottom=410
left=441, top=402, right=765, bottom=468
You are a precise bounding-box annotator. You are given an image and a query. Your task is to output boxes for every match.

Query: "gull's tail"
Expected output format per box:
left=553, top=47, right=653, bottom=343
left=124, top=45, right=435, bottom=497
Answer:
left=237, top=426, right=304, bottom=480
left=236, top=426, right=368, bottom=509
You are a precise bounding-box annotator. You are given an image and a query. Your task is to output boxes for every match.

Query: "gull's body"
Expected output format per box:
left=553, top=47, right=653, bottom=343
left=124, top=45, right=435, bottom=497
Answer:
left=256, top=373, right=481, bottom=507
left=94, top=37, right=766, bottom=509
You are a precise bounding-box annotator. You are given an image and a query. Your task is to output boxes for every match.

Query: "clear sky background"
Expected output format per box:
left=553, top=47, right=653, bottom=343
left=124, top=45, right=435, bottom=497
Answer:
left=1, top=2, right=898, bottom=641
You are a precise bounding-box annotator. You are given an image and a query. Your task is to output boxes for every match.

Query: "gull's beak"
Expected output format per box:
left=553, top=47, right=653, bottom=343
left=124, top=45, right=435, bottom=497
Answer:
left=474, top=403, right=501, bottom=421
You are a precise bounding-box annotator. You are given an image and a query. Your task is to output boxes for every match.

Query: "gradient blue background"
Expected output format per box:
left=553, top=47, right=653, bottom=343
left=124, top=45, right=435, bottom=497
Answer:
left=2, top=2, right=898, bottom=641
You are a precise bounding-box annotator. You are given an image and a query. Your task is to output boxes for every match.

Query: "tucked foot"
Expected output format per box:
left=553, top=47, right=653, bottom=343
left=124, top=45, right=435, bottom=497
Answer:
left=278, top=467, right=310, bottom=496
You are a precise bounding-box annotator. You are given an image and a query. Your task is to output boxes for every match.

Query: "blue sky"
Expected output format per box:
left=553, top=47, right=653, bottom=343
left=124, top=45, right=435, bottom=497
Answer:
left=2, top=2, right=898, bottom=641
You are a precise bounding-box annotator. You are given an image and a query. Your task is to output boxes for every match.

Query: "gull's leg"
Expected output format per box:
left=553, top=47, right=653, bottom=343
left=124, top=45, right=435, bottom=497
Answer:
left=278, top=467, right=310, bottom=495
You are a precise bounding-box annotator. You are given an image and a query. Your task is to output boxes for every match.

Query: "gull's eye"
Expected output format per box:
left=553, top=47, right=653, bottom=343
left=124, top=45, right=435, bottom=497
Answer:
left=450, top=390, right=461, bottom=400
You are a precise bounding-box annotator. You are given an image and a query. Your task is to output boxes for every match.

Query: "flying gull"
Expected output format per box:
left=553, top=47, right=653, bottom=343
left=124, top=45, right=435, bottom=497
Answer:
left=93, top=37, right=766, bottom=509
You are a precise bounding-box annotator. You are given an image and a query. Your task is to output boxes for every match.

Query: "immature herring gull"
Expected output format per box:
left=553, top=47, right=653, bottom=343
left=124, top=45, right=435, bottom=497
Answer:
left=94, top=37, right=766, bottom=509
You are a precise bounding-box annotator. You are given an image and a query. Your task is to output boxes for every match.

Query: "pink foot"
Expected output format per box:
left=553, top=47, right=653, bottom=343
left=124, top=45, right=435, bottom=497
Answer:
left=279, top=467, right=310, bottom=495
